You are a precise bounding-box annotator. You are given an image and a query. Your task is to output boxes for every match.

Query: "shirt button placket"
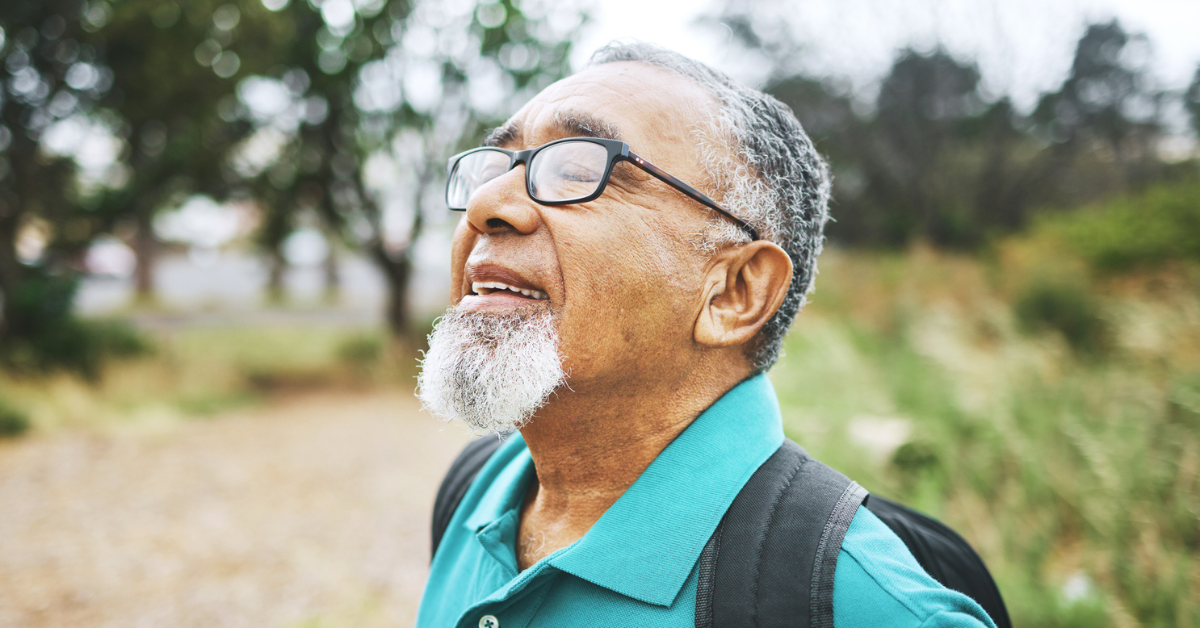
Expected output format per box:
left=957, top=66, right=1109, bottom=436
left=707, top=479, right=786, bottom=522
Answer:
left=479, top=614, right=499, bottom=628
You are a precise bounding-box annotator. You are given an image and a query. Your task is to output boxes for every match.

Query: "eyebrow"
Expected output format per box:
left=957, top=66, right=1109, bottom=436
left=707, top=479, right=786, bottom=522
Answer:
left=552, top=111, right=622, bottom=141
left=484, top=122, right=520, bottom=147
left=482, top=111, right=624, bottom=148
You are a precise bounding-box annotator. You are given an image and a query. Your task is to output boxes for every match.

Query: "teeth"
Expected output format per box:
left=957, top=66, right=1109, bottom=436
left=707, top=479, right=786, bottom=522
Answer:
left=471, top=281, right=548, bottom=300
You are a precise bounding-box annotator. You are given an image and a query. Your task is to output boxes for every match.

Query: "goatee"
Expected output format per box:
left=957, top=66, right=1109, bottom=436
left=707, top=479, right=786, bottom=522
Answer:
left=417, top=305, right=567, bottom=434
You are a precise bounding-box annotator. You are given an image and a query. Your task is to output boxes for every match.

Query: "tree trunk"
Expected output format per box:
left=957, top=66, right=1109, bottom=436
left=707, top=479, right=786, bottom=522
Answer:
left=322, top=239, right=340, bottom=304
left=359, top=161, right=426, bottom=340
left=0, top=214, right=23, bottom=340
left=132, top=212, right=158, bottom=305
left=374, top=242, right=413, bottom=337
left=266, top=248, right=287, bottom=304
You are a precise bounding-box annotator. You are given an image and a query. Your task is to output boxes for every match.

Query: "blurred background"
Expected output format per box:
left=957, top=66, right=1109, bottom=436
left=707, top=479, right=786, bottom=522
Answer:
left=0, top=0, right=1197, bottom=626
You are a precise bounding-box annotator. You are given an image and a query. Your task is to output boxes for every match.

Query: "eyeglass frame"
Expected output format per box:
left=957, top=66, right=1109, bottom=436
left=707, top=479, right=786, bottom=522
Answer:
left=444, top=136, right=761, bottom=241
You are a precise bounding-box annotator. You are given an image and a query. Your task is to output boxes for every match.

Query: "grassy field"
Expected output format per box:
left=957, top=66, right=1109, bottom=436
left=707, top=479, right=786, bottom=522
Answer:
left=0, top=323, right=401, bottom=434
left=774, top=246, right=1200, bottom=628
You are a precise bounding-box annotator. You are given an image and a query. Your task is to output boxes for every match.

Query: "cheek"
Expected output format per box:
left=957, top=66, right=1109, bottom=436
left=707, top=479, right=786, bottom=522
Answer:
left=555, top=218, right=705, bottom=372
left=449, top=217, right=476, bottom=303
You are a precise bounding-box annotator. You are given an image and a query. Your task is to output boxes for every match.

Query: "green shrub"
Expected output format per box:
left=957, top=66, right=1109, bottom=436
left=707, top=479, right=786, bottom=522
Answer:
left=337, top=333, right=382, bottom=367
left=1015, top=280, right=1107, bottom=354
left=175, top=391, right=259, bottom=417
left=1168, top=374, right=1200, bottom=423
left=1036, top=181, right=1200, bottom=271
left=0, top=399, right=30, bottom=438
left=891, top=440, right=942, bottom=477
left=0, top=273, right=152, bottom=379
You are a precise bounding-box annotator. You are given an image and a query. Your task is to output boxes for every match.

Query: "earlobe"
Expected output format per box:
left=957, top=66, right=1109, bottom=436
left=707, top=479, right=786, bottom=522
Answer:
left=694, top=242, right=793, bottom=349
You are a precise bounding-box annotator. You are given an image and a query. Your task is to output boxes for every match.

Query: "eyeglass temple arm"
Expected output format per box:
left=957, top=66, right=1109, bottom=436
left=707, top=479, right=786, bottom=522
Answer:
left=625, top=152, right=761, bottom=241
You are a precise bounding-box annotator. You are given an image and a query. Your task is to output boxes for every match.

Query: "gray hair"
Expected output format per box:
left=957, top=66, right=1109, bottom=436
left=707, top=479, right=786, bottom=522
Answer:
left=590, top=41, right=831, bottom=372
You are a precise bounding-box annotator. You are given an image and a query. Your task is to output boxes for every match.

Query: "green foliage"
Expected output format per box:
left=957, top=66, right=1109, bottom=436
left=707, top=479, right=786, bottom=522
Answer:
left=0, top=398, right=30, bottom=437
left=337, top=333, right=382, bottom=368
left=1169, top=374, right=1200, bottom=425
left=0, top=273, right=151, bottom=379
left=1187, top=65, right=1200, bottom=136
left=2, top=0, right=587, bottom=370
left=1, top=324, right=407, bottom=433
left=174, top=390, right=259, bottom=417
left=1035, top=181, right=1200, bottom=270
left=212, top=0, right=584, bottom=334
left=999, top=575, right=1109, bottom=628
left=890, top=440, right=941, bottom=482
left=1014, top=280, right=1107, bottom=354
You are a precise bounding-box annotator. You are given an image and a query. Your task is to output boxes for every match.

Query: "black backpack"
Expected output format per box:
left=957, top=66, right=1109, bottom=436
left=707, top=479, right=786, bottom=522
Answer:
left=432, top=437, right=1011, bottom=628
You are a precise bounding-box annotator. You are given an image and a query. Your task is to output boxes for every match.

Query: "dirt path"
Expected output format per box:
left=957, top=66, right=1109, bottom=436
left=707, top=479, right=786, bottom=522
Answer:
left=0, top=390, right=474, bottom=628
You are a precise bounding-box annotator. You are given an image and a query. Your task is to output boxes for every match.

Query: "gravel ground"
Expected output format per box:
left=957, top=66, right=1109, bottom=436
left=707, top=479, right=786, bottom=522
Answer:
left=0, top=391, right=473, bottom=628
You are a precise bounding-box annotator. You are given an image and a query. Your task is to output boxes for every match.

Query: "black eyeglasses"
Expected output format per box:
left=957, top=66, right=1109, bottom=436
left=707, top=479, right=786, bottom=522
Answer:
left=445, top=137, right=761, bottom=241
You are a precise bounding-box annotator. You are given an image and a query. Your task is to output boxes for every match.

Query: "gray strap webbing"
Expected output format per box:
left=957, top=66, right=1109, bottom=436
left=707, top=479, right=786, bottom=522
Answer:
left=810, top=482, right=868, bottom=628
left=694, top=527, right=721, bottom=628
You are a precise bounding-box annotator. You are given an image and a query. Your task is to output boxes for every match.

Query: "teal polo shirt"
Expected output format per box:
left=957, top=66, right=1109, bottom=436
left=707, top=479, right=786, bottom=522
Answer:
left=418, top=375, right=996, bottom=628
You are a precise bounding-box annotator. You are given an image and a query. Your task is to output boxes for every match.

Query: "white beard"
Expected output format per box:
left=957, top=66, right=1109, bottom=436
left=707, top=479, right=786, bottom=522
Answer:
left=417, top=305, right=567, bottom=434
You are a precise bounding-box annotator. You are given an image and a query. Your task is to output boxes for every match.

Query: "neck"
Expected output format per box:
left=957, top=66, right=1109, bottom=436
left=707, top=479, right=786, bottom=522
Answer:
left=513, top=358, right=749, bottom=569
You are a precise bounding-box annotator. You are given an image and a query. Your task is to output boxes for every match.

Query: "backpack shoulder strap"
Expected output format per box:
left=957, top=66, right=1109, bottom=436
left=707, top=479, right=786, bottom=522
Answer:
left=696, top=439, right=867, bottom=628
left=430, top=436, right=505, bottom=562
left=863, top=495, right=1012, bottom=628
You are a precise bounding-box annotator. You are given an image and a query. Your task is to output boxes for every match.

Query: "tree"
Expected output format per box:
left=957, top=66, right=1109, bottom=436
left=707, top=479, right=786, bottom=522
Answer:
left=0, top=0, right=587, bottom=372
left=230, top=0, right=584, bottom=336
left=860, top=48, right=987, bottom=244
left=707, top=6, right=1182, bottom=248
left=704, top=5, right=1023, bottom=246
left=766, top=48, right=1019, bottom=246
left=1032, top=20, right=1165, bottom=191
left=84, top=0, right=282, bottom=301
left=0, top=0, right=105, bottom=343
left=1186, top=64, right=1200, bottom=139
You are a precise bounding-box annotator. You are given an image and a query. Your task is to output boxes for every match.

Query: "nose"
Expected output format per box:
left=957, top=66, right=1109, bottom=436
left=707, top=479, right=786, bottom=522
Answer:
left=464, top=165, right=542, bottom=237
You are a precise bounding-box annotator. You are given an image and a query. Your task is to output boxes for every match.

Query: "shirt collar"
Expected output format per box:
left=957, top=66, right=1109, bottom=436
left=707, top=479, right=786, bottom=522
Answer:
left=463, top=443, right=535, bottom=533
left=460, top=374, right=784, bottom=607
left=553, top=374, right=784, bottom=606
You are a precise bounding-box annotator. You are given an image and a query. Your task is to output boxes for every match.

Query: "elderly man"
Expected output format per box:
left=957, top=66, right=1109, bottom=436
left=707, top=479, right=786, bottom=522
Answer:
left=415, top=42, right=997, bottom=628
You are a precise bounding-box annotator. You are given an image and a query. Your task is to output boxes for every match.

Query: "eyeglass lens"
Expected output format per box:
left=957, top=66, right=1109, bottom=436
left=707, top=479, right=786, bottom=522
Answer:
left=447, top=140, right=610, bottom=209
left=447, top=150, right=509, bottom=209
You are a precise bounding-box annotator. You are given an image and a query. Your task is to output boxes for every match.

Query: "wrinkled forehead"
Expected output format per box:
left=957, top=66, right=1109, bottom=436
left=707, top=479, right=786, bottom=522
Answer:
left=493, top=62, right=718, bottom=163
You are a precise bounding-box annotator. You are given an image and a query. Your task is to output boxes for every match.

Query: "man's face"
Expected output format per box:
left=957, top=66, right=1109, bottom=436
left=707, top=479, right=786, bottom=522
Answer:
left=449, top=62, right=723, bottom=397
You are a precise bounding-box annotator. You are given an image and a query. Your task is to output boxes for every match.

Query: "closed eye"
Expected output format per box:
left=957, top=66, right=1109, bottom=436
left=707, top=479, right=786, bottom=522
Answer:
left=558, top=164, right=603, bottom=182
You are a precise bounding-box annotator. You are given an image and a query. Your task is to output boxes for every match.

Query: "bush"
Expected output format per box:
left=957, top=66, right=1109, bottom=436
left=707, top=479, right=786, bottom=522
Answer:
left=337, top=333, right=382, bottom=368
left=1, top=272, right=152, bottom=379
left=1014, top=280, right=1107, bottom=354
left=1035, top=181, right=1200, bottom=271
left=0, top=399, right=30, bottom=438
left=1169, top=375, right=1200, bottom=425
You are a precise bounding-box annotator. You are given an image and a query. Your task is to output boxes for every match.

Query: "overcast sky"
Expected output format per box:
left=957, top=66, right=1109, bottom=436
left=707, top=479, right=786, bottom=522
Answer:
left=571, top=0, right=1200, bottom=119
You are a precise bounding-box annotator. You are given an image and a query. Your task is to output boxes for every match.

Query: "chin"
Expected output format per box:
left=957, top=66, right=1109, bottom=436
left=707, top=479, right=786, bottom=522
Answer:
left=418, top=303, right=567, bottom=434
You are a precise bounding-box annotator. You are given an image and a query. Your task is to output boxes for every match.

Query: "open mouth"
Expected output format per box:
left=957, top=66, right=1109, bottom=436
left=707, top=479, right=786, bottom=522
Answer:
left=471, top=281, right=549, bottom=301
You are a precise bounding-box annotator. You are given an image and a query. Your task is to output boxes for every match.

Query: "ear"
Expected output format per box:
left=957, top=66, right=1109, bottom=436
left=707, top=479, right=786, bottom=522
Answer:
left=694, top=241, right=793, bottom=349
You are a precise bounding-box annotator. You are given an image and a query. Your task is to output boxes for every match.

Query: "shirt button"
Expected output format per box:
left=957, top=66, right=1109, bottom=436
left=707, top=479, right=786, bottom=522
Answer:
left=479, top=615, right=499, bottom=628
